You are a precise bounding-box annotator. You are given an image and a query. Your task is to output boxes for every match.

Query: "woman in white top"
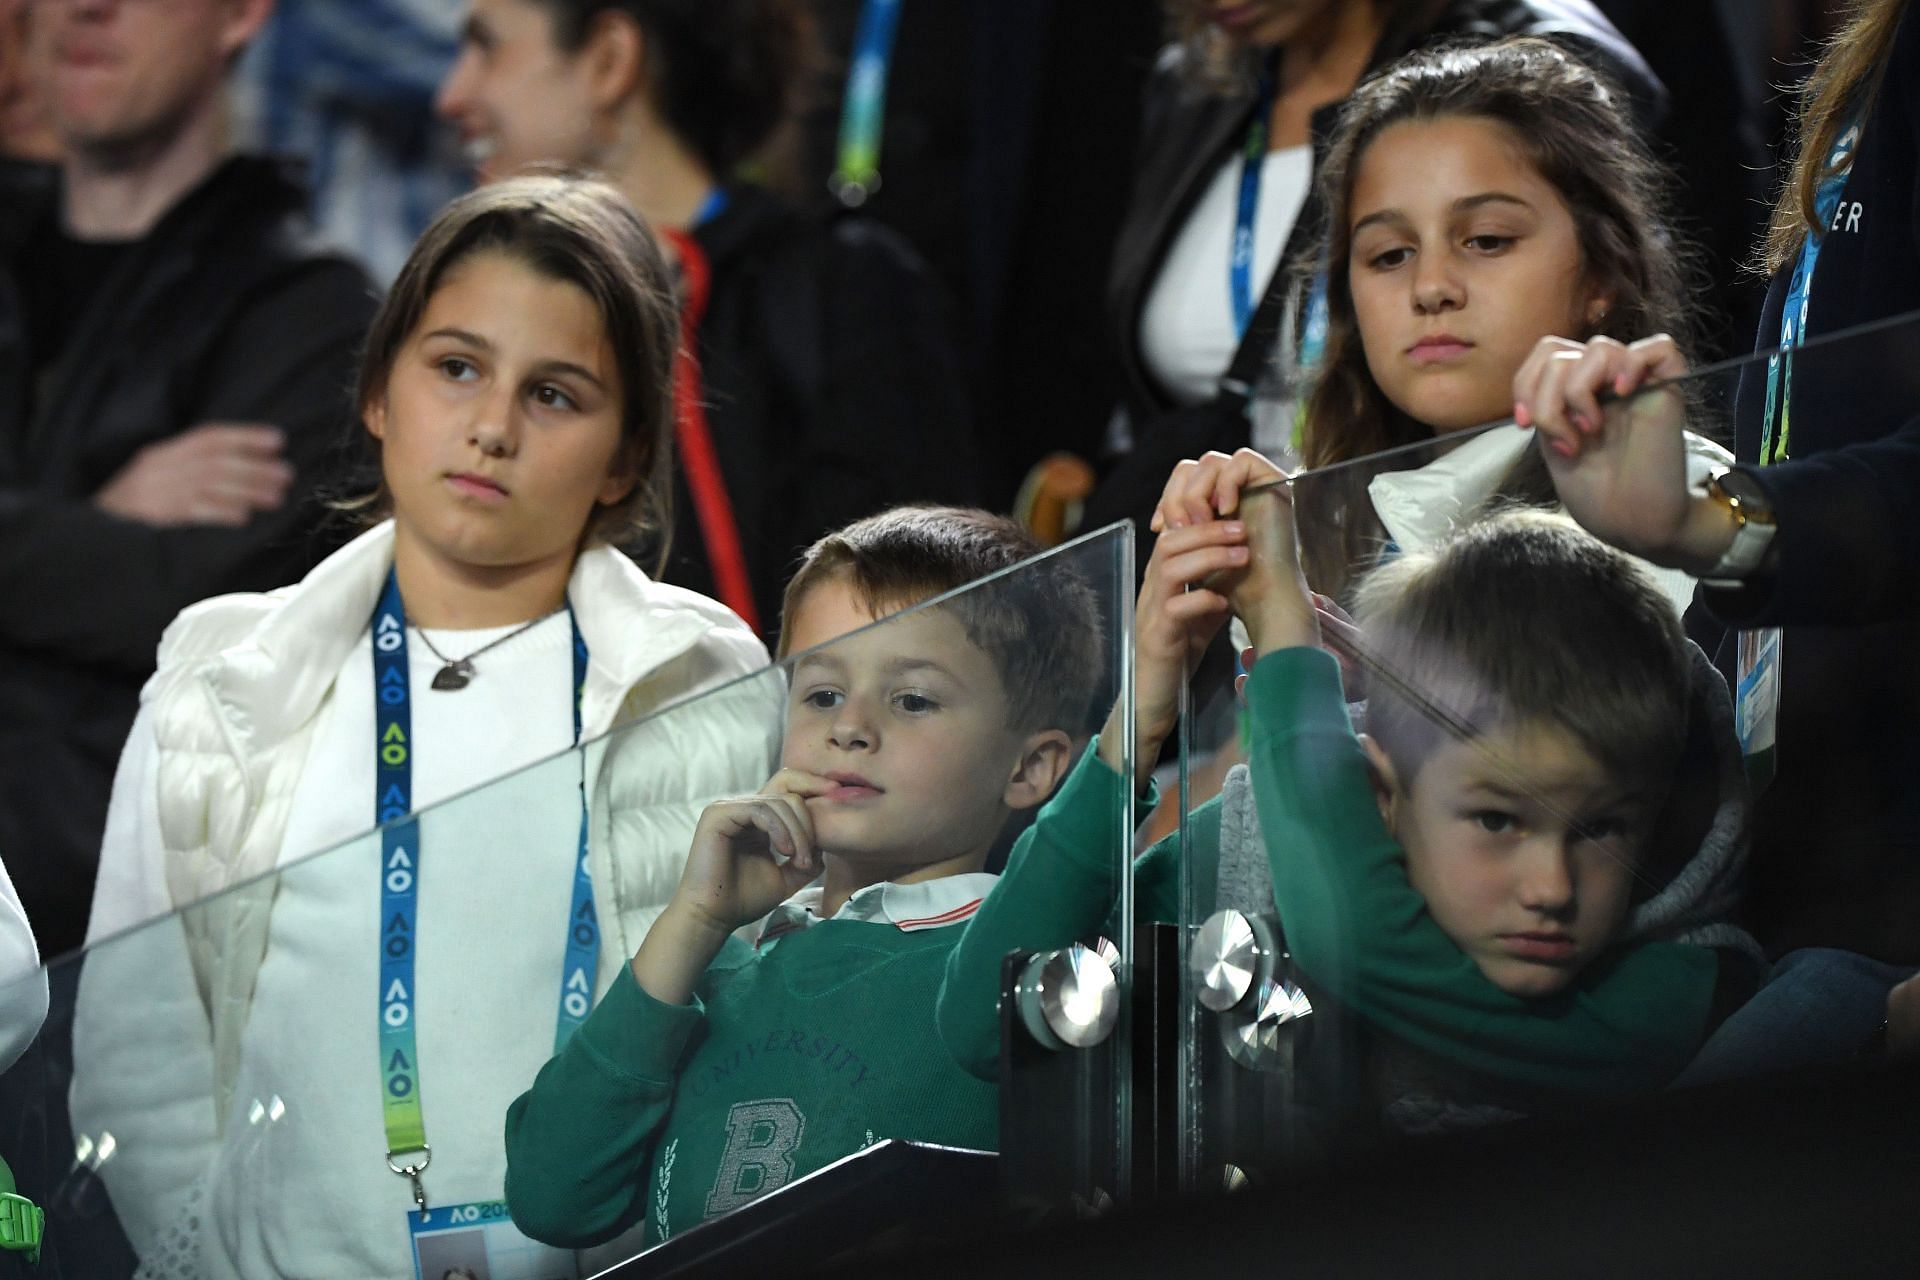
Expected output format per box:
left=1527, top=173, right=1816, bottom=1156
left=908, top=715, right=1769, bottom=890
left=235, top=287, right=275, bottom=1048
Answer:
left=71, top=174, right=781, bottom=1280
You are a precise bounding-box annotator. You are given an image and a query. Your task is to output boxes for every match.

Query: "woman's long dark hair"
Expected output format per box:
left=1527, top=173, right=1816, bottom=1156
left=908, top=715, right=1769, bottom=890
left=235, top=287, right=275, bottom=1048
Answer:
left=1295, top=38, right=1698, bottom=599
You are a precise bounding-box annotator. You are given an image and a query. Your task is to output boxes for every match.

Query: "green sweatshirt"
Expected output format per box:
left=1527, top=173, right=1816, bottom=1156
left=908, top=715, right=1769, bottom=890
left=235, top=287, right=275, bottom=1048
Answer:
left=504, top=746, right=1130, bottom=1248
left=1138, top=647, right=1721, bottom=1098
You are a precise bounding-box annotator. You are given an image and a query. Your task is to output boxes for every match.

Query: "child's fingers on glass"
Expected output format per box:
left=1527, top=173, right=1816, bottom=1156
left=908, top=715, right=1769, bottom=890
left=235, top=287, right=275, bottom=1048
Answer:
left=1175, top=452, right=1233, bottom=526
left=1154, top=457, right=1204, bottom=528
left=1164, top=588, right=1232, bottom=621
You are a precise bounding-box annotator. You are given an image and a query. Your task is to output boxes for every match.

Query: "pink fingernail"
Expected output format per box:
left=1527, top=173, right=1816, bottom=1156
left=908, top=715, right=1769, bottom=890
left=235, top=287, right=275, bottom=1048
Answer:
left=1514, top=403, right=1532, bottom=427
left=1550, top=438, right=1575, bottom=459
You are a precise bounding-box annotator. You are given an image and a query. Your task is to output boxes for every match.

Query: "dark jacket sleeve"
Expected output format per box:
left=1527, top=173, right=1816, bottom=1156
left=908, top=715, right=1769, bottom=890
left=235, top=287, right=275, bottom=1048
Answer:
left=1700, top=417, right=1920, bottom=628
left=0, top=258, right=375, bottom=672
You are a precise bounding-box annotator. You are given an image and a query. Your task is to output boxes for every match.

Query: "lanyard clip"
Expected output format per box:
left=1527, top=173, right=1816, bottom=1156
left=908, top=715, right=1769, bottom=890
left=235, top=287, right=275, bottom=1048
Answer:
left=387, top=1144, right=432, bottom=1211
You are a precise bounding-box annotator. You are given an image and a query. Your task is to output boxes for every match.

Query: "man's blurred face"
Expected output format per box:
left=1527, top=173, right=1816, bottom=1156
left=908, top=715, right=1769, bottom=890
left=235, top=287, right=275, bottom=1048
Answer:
left=435, top=0, right=599, bottom=185
left=40, top=0, right=250, bottom=162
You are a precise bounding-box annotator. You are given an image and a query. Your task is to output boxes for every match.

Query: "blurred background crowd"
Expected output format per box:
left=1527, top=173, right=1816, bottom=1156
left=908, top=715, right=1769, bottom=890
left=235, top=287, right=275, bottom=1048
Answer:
left=0, top=0, right=1889, bottom=961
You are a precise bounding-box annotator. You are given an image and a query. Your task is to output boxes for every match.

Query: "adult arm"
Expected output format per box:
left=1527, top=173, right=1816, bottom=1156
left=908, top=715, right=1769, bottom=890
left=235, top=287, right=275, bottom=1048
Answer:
left=1698, top=413, right=1920, bottom=627
left=0, top=259, right=376, bottom=672
left=1247, top=646, right=1721, bottom=1097
left=503, top=963, right=704, bottom=1248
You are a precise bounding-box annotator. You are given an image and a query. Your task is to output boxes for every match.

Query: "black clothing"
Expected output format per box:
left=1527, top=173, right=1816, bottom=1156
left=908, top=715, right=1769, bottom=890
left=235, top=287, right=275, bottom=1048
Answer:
left=800, top=1, right=1162, bottom=507
left=17, top=228, right=137, bottom=372
left=666, top=185, right=975, bottom=640
left=1593, top=0, right=1775, bottom=361
left=1706, top=6, right=1920, bottom=966
left=0, top=155, right=377, bottom=957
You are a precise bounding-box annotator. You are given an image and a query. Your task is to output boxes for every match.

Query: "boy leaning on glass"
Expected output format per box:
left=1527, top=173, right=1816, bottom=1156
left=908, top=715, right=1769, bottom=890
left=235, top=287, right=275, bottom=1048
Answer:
left=1126, top=449, right=1761, bottom=1126
left=505, top=506, right=1128, bottom=1246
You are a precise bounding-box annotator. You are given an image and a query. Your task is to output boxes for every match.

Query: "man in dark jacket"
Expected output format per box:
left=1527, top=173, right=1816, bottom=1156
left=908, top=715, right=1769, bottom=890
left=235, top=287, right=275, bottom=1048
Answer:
left=0, top=0, right=377, bottom=957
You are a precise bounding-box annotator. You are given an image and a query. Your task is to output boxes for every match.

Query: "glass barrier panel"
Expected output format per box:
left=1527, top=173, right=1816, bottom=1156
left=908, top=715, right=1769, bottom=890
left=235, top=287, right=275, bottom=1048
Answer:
left=0, top=523, right=1134, bottom=1277
left=1170, top=307, right=1920, bottom=1195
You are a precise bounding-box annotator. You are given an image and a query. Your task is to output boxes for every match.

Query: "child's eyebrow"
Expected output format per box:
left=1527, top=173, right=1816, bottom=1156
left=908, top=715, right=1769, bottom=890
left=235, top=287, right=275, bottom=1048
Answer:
left=888, top=657, right=961, bottom=683
left=1451, top=192, right=1533, bottom=215
left=421, top=328, right=607, bottom=391
left=788, top=653, right=960, bottom=682
left=1351, top=192, right=1534, bottom=237
left=423, top=326, right=492, bottom=349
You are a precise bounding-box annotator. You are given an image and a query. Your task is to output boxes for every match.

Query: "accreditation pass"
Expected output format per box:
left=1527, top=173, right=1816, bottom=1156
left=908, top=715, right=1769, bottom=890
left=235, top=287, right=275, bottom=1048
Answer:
left=409, top=1201, right=579, bottom=1280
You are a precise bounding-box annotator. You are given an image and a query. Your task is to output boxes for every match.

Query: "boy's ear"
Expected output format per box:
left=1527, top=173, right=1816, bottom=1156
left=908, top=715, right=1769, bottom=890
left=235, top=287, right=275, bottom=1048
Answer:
left=1002, top=729, right=1073, bottom=812
left=363, top=397, right=387, bottom=442
left=1358, top=733, right=1399, bottom=837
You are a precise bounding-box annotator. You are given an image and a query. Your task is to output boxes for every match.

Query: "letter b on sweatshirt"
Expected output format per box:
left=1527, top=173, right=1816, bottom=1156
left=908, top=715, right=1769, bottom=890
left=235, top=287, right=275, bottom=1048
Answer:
left=705, top=1099, right=806, bottom=1218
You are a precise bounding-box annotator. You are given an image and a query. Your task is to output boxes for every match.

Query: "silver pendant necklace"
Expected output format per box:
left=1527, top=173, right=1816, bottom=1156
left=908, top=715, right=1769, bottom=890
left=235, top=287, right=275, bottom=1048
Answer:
left=413, top=613, right=554, bottom=690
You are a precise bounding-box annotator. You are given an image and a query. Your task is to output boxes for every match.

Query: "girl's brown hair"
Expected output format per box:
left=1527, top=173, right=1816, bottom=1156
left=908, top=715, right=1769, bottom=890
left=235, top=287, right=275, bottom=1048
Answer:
left=1763, top=0, right=1909, bottom=275
left=350, top=171, right=679, bottom=559
left=1296, top=38, right=1696, bottom=597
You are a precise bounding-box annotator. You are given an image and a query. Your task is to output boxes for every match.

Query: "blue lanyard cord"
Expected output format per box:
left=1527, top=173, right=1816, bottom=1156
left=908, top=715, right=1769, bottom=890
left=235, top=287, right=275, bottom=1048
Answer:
left=1230, top=54, right=1283, bottom=338
left=1762, top=117, right=1862, bottom=466
left=373, top=569, right=599, bottom=1208
left=829, top=0, right=905, bottom=207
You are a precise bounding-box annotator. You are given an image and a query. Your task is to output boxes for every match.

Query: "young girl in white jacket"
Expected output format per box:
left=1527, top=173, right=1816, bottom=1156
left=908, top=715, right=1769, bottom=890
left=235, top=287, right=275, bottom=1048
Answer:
left=71, top=175, right=781, bottom=1280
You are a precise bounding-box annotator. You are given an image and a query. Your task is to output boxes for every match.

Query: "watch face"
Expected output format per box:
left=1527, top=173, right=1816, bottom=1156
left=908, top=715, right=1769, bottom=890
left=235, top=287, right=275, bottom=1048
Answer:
left=1719, top=468, right=1774, bottom=517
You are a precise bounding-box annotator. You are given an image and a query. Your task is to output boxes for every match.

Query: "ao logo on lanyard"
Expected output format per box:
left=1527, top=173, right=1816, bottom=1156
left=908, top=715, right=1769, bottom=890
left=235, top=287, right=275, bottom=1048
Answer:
left=370, top=569, right=600, bottom=1278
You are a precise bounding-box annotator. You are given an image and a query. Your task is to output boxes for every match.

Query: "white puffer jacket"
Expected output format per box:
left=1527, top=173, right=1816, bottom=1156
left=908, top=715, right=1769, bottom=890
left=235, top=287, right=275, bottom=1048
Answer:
left=71, top=522, right=783, bottom=1273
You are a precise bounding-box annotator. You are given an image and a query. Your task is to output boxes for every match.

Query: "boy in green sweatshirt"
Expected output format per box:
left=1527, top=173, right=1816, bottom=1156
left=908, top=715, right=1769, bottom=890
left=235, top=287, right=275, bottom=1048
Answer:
left=1126, top=450, right=1756, bottom=1112
left=504, top=507, right=1127, bottom=1247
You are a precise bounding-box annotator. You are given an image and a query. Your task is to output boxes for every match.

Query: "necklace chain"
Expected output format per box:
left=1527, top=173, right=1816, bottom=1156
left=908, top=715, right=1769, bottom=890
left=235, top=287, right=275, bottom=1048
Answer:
left=411, top=610, right=561, bottom=690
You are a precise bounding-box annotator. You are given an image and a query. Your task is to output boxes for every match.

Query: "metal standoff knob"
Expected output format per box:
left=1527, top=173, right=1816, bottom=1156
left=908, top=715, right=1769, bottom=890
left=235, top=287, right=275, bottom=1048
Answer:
left=1223, top=971, right=1316, bottom=1072
left=1014, top=942, right=1120, bottom=1051
left=1189, top=909, right=1278, bottom=1013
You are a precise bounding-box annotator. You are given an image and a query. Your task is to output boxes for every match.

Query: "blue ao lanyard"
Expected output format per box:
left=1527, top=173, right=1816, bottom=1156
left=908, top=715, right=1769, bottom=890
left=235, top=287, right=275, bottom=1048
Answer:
left=1230, top=54, right=1283, bottom=337
left=373, top=568, right=598, bottom=1210
left=829, top=0, right=905, bottom=207
left=1762, top=116, right=1862, bottom=466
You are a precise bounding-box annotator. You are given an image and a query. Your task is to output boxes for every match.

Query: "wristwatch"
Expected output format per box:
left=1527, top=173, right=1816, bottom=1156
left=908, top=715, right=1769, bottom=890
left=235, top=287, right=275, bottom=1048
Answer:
left=1701, top=467, right=1778, bottom=586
